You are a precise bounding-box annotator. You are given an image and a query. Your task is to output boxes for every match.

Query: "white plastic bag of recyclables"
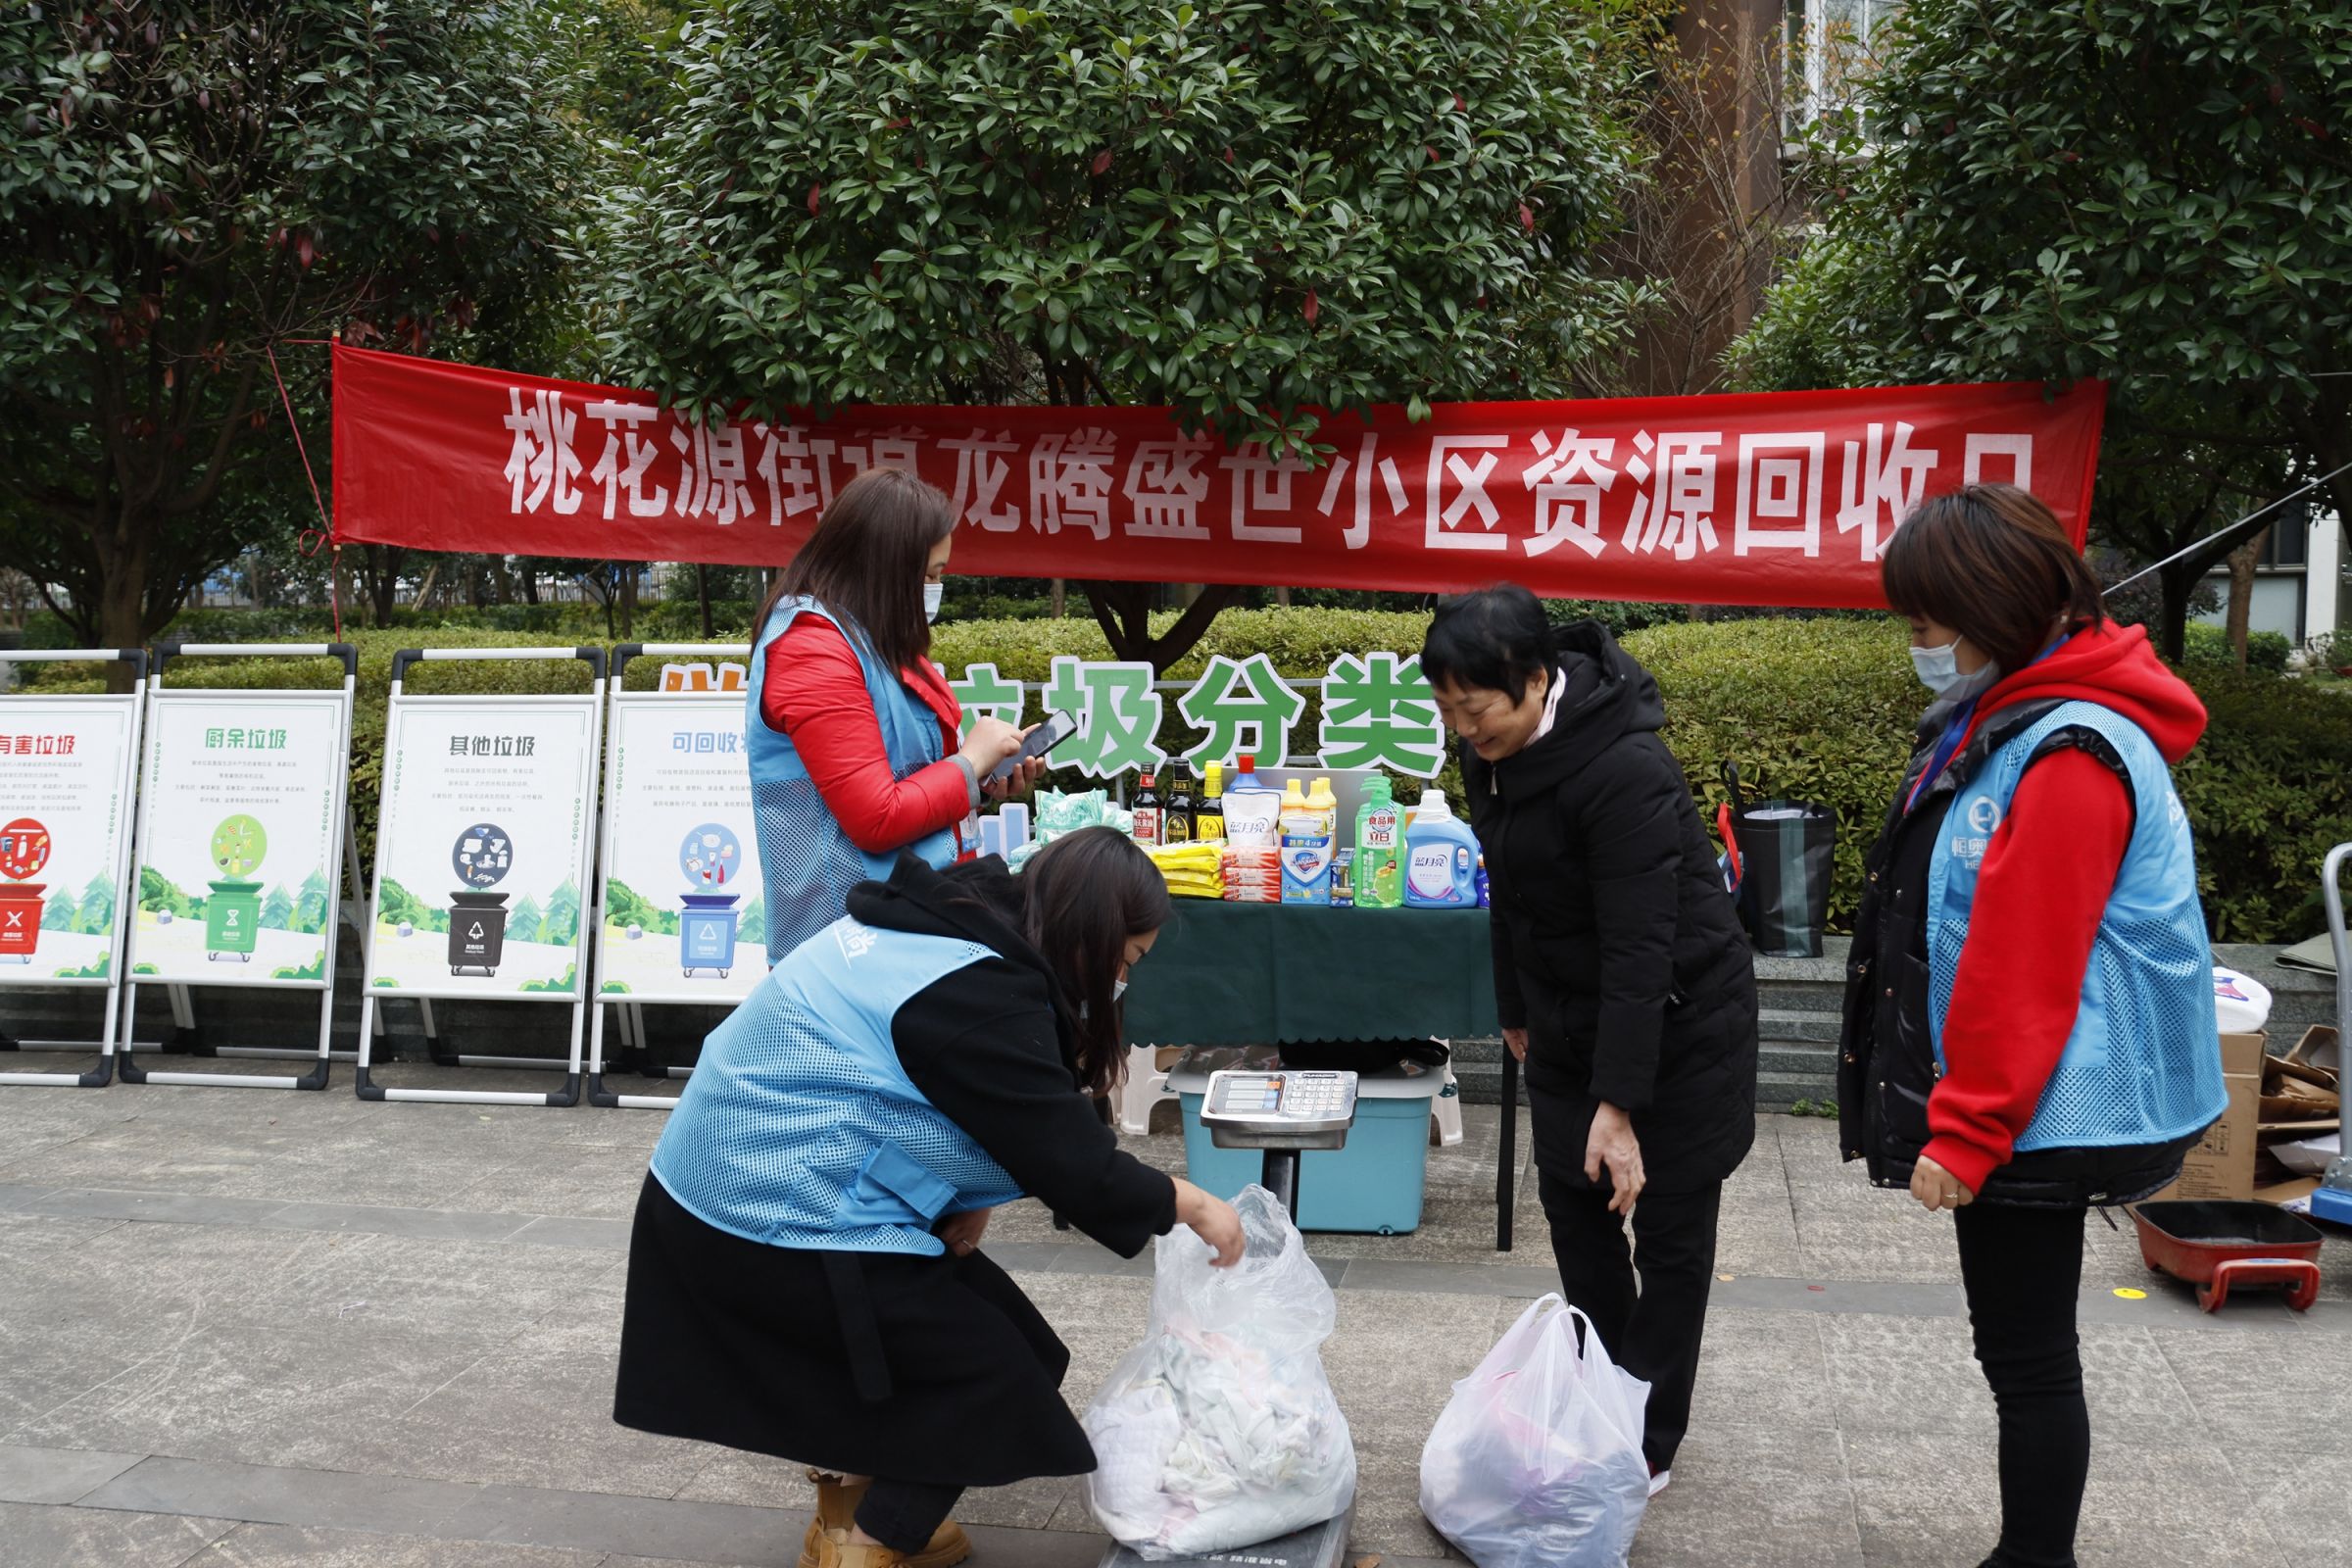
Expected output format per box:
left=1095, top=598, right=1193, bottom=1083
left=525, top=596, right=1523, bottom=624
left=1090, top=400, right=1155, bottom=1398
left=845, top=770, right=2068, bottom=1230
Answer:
left=1083, top=1184, right=1356, bottom=1559
left=1419, top=1293, right=1652, bottom=1568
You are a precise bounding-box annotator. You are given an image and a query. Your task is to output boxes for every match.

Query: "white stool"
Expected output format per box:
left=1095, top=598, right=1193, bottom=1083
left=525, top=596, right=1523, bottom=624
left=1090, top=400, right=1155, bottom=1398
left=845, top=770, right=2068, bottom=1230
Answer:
left=1431, top=1054, right=1465, bottom=1147
left=1112, top=1043, right=1179, bottom=1136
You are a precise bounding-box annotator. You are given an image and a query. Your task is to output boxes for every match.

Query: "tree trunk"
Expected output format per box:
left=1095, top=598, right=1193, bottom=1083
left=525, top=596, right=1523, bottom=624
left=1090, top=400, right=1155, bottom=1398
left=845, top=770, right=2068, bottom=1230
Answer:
left=1082, top=581, right=1238, bottom=672
left=409, top=561, right=442, bottom=611
left=517, top=565, right=540, bottom=605
left=1051, top=578, right=1066, bottom=619
left=697, top=564, right=713, bottom=638
left=2225, top=527, right=2268, bottom=667
left=2157, top=564, right=2195, bottom=662
left=619, top=565, right=637, bottom=639
left=1275, top=586, right=1292, bottom=608
left=95, top=536, right=152, bottom=693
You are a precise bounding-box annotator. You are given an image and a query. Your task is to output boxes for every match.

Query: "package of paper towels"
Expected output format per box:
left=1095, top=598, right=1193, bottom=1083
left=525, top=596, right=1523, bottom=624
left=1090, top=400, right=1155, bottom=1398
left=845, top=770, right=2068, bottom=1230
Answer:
left=2213, top=966, right=2273, bottom=1034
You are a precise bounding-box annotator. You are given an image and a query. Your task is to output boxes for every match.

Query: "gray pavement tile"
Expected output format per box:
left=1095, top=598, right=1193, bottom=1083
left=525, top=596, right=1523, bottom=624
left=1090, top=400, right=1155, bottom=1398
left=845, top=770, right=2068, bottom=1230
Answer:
left=2154, top=1324, right=2352, bottom=1446
left=256, top=1200, right=534, bottom=1243
left=0, top=1184, right=58, bottom=1210
left=437, top=1482, right=815, bottom=1562
left=79, top=1453, right=486, bottom=1538
left=1632, top=1421, right=1862, bottom=1568
left=14, top=1188, right=292, bottom=1227
left=1332, top=1257, right=1561, bottom=1298
left=0, top=1207, right=123, bottom=1264
left=505, top=1214, right=633, bottom=1250
left=443, top=1147, right=659, bottom=1221
left=180, top=1522, right=611, bottom=1567
left=7, top=1320, right=517, bottom=1468
left=1687, top=1309, right=1835, bottom=1432
left=1845, top=1429, right=2284, bottom=1568
left=238, top=1233, right=614, bottom=1340
left=1821, top=1313, right=2203, bottom=1441
left=0, top=1498, right=236, bottom=1568
left=667, top=1448, right=814, bottom=1510
left=0, top=1442, right=144, bottom=1504
left=298, top=1311, right=708, bottom=1499
left=1342, top=1428, right=1456, bottom=1561
left=2247, top=1450, right=2352, bottom=1567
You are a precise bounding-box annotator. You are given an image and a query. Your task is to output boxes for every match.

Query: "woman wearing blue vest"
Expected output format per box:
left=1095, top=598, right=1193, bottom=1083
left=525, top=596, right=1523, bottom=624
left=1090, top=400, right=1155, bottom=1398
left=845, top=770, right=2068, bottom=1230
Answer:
left=614, top=829, right=1245, bottom=1568
left=1838, top=484, right=2228, bottom=1568
left=748, top=467, right=1043, bottom=962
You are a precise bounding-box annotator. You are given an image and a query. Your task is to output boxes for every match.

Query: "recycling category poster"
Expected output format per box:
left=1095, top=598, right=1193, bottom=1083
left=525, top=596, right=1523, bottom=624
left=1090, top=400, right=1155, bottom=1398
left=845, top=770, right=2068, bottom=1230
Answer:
left=128, top=692, right=347, bottom=987
left=0, top=698, right=137, bottom=986
left=367, top=698, right=598, bottom=1000
left=597, top=694, right=768, bottom=1004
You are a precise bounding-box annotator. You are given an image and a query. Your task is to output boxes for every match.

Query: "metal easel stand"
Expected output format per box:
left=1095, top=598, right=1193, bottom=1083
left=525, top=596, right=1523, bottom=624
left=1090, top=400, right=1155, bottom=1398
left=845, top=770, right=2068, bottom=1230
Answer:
left=351, top=646, right=606, bottom=1107
left=585, top=641, right=755, bottom=1108
left=0, top=647, right=148, bottom=1088
left=119, top=643, right=358, bottom=1092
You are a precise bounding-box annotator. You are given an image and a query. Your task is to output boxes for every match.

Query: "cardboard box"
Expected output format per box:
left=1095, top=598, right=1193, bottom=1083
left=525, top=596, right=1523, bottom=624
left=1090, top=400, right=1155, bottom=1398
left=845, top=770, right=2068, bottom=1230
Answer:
left=2166, top=1032, right=2267, bottom=1202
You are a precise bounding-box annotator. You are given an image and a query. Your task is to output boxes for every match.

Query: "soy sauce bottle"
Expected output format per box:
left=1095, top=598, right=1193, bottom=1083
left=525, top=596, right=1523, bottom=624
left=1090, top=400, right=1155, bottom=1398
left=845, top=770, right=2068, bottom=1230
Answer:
left=1133, top=772, right=1163, bottom=848
left=1163, top=762, right=1197, bottom=845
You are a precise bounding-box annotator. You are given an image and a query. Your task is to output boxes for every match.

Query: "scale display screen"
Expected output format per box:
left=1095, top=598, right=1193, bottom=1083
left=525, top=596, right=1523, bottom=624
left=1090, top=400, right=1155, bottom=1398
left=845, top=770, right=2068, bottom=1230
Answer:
left=1200, top=1069, right=1358, bottom=1133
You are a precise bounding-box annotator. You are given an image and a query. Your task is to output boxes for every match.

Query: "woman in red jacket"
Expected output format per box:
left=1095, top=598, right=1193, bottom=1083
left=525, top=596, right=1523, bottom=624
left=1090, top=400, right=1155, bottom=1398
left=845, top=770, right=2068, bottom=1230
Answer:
left=748, top=468, right=1041, bottom=961
left=1839, top=485, right=2227, bottom=1568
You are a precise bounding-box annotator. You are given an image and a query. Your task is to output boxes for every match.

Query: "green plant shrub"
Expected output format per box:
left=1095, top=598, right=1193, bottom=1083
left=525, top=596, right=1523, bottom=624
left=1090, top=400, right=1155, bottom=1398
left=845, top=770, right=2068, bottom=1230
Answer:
left=15, top=610, right=2342, bottom=943
left=2180, top=622, right=2291, bottom=675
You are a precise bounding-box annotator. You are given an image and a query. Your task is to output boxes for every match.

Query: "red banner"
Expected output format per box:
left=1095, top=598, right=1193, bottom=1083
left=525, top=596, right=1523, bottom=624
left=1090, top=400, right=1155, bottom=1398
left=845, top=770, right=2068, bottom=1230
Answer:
left=331, top=344, right=2105, bottom=608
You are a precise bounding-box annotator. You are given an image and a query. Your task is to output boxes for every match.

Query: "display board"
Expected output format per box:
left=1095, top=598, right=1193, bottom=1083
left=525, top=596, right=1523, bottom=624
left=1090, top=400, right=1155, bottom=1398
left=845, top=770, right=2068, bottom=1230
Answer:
left=0, top=696, right=140, bottom=988
left=595, top=681, right=768, bottom=1004
left=364, top=694, right=601, bottom=1001
left=126, top=690, right=350, bottom=987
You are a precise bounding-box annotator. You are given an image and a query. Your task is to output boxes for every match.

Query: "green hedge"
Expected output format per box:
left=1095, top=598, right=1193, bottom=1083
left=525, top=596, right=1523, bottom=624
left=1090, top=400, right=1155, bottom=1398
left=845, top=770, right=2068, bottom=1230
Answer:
left=13, top=611, right=2342, bottom=943
left=2180, top=621, right=2292, bottom=675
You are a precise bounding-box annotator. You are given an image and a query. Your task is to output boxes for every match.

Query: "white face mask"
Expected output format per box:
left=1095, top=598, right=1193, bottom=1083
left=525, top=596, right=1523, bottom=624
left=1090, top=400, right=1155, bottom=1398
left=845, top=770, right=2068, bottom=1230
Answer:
left=922, top=581, right=944, bottom=623
left=1911, top=639, right=1999, bottom=701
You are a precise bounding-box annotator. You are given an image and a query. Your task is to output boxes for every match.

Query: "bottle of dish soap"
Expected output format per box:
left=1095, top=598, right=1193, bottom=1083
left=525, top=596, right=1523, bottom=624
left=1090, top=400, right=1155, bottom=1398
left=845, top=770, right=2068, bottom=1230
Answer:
left=1402, top=787, right=1480, bottom=908
left=1352, top=776, right=1403, bottom=908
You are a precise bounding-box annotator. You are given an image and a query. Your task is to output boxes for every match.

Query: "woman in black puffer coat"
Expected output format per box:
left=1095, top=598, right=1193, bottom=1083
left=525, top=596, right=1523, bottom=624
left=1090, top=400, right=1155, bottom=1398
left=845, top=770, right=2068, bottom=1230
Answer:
left=1423, top=585, right=1758, bottom=1494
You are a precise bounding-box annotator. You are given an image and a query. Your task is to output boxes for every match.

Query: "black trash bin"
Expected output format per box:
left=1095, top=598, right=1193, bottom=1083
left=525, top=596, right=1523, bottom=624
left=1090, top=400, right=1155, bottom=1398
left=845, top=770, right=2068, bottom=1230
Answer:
left=1717, top=762, right=1838, bottom=959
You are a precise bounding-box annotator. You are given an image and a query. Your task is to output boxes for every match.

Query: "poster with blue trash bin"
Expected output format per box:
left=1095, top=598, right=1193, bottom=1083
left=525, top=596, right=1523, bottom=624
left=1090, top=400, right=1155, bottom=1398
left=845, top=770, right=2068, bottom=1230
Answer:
left=593, top=692, right=768, bottom=1004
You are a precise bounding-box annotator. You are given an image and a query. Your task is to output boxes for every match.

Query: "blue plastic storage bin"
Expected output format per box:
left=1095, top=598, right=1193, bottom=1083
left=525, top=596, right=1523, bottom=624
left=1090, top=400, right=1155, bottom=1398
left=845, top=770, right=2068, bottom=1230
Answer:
left=1175, top=1072, right=1442, bottom=1235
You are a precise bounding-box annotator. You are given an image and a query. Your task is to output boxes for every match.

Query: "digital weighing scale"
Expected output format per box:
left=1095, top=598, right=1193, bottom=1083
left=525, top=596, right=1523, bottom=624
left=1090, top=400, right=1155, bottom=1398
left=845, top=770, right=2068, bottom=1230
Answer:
left=1095, top=1066, right=1361, bottom=1568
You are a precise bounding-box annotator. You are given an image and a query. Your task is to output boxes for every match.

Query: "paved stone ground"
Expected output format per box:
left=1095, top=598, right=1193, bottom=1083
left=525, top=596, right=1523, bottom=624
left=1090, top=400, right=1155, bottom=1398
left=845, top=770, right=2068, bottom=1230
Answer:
left=1, top=1049, right=2346, bottom=1568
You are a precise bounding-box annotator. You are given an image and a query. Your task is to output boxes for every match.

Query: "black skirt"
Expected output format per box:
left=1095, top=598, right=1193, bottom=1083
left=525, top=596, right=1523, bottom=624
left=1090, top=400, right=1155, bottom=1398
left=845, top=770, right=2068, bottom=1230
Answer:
left=612, top=1172, right=1099, bottom=1485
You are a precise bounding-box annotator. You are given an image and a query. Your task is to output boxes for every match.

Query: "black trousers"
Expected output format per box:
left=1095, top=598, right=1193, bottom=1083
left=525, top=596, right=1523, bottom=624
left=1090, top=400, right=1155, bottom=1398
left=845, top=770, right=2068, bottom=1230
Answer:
left=1538, top=1168, right=1721, bottom=1470
left=1955, top=1201, right=2090, bottom=1568
left=858, top=1480, right=963, bottom=1555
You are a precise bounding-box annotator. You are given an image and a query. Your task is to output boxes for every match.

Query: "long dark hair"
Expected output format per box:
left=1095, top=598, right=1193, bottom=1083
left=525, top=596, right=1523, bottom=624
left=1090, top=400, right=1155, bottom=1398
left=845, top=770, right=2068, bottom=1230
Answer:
left=1021, top=828, right=1171, bottom=1098
left=1883, top=484, right=2108, bottom=675
left=755, top=466, right=954, bottom=672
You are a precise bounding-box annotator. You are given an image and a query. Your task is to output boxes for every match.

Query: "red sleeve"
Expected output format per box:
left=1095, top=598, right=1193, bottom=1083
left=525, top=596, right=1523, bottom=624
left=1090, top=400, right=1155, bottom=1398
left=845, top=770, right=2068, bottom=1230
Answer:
left=1922, top=746, right=2132, bottom=1195
left=758, top=618, right=970, bottom=856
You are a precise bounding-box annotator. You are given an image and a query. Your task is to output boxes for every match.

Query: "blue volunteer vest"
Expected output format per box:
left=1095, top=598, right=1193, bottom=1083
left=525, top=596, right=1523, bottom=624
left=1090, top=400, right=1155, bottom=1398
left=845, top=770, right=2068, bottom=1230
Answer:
left=1926, top=702, right=2228, bottom=1153
left=649, top=915, right=1026, bottom=1255
left=748, top=597, right=957, bottom=962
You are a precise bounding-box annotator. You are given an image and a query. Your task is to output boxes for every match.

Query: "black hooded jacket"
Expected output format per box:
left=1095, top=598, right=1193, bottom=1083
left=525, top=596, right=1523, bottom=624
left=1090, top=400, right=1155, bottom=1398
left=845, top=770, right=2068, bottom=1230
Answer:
left=854, top=854, right=1177, bottom=1255
left=1463, top=621, right=1759, bottom=1191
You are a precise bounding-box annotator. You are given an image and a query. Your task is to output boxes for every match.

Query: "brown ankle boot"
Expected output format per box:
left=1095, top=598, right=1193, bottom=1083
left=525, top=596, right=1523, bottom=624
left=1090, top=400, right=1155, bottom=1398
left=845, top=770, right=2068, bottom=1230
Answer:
left=807, top=1527, right=911, bottom=1568
left=800, top=1473, right=971, bottom=1568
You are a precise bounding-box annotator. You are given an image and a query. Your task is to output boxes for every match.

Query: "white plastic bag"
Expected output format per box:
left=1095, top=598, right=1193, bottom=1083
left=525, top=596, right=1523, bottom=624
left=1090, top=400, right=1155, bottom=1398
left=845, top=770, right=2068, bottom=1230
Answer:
left=1083, top=1185, right=1356, bottom=1559
left=1418, top=1294, right=1652, bottom=1568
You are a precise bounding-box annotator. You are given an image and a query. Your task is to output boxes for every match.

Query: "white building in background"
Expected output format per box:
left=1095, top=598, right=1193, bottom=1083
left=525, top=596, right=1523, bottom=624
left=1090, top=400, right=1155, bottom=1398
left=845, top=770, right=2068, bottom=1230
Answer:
left=2196, top=512, right=2347, bottom=651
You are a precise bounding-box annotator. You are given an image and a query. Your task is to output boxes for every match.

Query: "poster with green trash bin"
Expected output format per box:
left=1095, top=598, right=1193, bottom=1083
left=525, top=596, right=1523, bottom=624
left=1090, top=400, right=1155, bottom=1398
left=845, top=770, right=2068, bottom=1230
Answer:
left=128, top=692, right=347, bottom=986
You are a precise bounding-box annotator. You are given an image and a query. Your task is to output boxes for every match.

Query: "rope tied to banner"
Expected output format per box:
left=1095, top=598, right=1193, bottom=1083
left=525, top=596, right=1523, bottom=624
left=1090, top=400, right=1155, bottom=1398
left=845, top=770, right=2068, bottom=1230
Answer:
left=268, top=340, right=340, bottom=640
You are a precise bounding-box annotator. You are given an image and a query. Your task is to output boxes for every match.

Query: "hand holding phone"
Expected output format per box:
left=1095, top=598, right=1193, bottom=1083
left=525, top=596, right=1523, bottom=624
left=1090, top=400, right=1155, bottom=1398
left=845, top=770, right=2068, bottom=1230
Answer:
left=987, top=710, right=1078, bottom=785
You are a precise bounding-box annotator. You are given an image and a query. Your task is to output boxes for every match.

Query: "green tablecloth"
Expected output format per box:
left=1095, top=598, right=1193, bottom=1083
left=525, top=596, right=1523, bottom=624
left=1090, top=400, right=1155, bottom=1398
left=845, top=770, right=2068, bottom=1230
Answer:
left=1122, top=900, right=1498, bottom=1047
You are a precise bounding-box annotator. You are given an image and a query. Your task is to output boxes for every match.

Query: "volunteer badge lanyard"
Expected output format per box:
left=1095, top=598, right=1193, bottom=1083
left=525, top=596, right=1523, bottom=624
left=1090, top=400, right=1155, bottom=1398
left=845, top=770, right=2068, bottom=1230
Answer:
left=1901, top=633, right=2074, bottom=816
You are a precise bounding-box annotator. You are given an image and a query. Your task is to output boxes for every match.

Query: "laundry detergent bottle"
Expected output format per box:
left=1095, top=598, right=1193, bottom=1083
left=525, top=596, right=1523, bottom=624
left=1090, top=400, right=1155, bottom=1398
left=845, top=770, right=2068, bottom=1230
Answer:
left=1402, top=788, right=1480, bottom=908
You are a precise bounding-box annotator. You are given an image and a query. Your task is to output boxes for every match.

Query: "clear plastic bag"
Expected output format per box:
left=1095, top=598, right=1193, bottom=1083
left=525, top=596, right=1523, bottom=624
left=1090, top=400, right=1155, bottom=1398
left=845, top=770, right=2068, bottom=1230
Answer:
left=1083, top=1184, right=1356, bottom=1560
left=1418, top=1293, right=1652, bottom=1568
